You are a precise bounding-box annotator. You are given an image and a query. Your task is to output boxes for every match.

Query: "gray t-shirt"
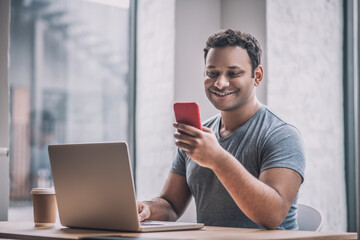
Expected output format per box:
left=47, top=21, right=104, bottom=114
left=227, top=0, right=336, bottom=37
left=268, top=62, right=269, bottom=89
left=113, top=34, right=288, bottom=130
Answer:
left=171, top=105, right=305, bottom=230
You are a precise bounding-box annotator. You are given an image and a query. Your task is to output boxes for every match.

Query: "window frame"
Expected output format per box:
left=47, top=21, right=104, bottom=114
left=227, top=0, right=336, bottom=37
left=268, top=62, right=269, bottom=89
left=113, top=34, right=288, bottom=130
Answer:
left=128, top=0, right=137, bottom=187
left=344, top=0, right=360, bottom=232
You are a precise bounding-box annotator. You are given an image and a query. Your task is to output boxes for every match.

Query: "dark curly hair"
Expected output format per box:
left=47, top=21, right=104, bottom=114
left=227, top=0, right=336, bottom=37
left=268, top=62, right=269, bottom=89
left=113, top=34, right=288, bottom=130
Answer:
left=204, top=29, right=262, bottom=77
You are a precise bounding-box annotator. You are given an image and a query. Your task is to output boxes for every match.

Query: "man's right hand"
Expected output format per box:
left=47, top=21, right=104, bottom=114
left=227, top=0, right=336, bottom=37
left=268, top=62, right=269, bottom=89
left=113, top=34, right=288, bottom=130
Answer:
left=135, top=173, right=192, bottom=222
left=137, top=201, right=151, bottom=222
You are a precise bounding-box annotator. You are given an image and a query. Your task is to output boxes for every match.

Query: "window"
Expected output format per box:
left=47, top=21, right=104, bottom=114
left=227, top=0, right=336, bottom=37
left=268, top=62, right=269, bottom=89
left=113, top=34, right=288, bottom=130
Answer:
left=9, top=0, right=133, bottom=217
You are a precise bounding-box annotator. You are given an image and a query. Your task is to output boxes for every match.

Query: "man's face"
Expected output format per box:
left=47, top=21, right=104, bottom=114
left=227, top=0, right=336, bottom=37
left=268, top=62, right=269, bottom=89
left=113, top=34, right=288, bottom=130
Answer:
left=204, top=46, right=258, bottom=112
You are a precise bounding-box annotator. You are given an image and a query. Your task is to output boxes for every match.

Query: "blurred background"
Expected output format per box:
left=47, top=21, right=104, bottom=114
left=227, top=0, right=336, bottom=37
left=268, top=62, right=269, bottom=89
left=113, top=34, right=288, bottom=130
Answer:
left=0, top=0, right=359, bottom=233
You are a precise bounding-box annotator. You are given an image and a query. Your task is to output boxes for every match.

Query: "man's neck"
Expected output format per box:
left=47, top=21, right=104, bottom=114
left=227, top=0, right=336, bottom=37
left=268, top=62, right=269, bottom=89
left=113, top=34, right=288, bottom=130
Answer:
left=219, top=98, right=262, bottom=138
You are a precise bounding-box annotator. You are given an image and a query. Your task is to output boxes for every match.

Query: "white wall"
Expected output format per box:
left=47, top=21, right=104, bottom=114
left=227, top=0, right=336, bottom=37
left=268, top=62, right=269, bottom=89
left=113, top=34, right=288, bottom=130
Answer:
left=136, top=0, right=176, bottom=201
left=267, top=0, right=345, bottom=231
left=0, top=0, right=10, bottom=221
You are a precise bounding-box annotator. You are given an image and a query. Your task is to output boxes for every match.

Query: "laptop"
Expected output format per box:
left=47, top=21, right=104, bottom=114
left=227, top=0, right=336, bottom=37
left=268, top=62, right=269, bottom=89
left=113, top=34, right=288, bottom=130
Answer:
left=48, top=142, right=204, bottom=232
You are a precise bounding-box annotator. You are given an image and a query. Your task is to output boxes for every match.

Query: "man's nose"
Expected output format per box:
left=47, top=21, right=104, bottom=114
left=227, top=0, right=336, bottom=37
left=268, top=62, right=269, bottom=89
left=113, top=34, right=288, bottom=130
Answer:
left=214, top=75, right=230, bottom=89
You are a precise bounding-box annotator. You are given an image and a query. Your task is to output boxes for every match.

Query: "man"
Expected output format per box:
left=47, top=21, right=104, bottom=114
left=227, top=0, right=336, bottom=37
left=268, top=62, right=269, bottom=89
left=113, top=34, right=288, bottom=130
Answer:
left=137, top=29, right=305, bottom=230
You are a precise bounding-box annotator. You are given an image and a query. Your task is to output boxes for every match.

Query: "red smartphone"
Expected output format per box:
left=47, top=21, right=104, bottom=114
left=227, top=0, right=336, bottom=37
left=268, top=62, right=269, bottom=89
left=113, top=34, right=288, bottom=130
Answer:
left=174, top=102, right=202, bottom=131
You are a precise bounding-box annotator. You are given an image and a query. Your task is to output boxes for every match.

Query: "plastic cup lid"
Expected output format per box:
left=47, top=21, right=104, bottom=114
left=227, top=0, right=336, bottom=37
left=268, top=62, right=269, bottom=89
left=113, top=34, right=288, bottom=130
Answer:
left=30, top=188, right=55, bottom=195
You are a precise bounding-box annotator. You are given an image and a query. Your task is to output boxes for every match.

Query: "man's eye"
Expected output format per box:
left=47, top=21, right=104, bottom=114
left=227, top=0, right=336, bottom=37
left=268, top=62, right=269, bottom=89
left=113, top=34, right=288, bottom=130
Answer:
left=207, top=72, right=218, bottom=77
left=228, top=72, right=241, bottom=77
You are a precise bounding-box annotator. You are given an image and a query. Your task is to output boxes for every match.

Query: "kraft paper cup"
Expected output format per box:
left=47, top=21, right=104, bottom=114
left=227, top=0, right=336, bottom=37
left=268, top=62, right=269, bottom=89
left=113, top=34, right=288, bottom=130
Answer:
left=31, top=188, right=57, bottom=228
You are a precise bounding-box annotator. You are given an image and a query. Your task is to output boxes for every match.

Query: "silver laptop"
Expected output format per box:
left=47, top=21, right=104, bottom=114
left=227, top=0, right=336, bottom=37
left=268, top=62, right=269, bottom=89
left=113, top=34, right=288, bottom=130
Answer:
left=48, top=142, right=204, bottom=232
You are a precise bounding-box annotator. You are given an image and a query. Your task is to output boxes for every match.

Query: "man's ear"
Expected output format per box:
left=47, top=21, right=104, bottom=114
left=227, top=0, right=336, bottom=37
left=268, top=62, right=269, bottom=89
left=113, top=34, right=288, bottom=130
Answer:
left=254, top=65, right=263, bottom=86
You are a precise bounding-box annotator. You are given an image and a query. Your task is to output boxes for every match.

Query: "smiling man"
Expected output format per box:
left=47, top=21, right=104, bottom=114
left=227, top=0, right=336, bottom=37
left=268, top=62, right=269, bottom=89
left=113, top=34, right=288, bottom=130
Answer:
left=137, top=29, right=305, bottom=230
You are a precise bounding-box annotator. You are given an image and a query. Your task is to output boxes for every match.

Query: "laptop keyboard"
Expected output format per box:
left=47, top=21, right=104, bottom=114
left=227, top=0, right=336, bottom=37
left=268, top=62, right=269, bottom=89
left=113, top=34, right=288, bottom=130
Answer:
left=140, top=221, right=164, bottom=226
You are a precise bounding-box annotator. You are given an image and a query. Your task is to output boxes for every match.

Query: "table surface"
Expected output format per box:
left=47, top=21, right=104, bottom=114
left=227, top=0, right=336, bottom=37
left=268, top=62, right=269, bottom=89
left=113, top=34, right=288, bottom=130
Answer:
left=0, top=221, right=357, bottom=240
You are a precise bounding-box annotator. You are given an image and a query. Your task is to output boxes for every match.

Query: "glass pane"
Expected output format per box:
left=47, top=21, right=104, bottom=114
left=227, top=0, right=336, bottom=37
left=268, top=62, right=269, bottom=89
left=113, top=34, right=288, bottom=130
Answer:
left=9, top=0, right=130, bottom=216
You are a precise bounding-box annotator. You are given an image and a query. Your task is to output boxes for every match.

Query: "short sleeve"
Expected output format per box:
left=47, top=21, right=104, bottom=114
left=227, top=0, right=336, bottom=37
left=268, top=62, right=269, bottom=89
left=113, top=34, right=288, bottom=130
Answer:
left=170, top=147, right=187, bottom=177
left=260, top=124, right=306, bottom=183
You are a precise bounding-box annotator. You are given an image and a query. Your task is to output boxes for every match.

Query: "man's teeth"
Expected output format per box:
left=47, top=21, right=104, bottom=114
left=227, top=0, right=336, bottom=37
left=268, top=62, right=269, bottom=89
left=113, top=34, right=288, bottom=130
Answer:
left=215, top=92, right=234, bottom=96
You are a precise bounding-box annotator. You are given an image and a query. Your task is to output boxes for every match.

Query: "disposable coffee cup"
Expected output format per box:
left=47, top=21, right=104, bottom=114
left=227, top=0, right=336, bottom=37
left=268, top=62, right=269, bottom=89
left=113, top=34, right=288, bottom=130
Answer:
left=31, top=188, right=57, bottom=228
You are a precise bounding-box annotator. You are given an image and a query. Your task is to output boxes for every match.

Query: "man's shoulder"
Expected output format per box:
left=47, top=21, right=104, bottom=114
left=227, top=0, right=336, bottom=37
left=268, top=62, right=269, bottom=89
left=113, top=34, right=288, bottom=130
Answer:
left=257, top=106, right=303, bottom=149
left=261, top=106, right=301, bottom=134
left=261, top=105, right=286, bottom=124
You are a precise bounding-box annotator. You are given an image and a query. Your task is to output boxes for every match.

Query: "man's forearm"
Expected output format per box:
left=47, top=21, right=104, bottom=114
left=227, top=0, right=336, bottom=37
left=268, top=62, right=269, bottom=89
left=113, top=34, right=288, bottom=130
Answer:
left=212, top=152, right=291, bottom=229
left=144, top=197, right=178, bottom=221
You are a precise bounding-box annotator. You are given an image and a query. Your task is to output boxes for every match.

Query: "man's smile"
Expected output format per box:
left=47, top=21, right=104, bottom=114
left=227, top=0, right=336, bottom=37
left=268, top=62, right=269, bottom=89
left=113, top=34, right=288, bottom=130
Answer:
left=210, top=89, right=238, bottom=97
